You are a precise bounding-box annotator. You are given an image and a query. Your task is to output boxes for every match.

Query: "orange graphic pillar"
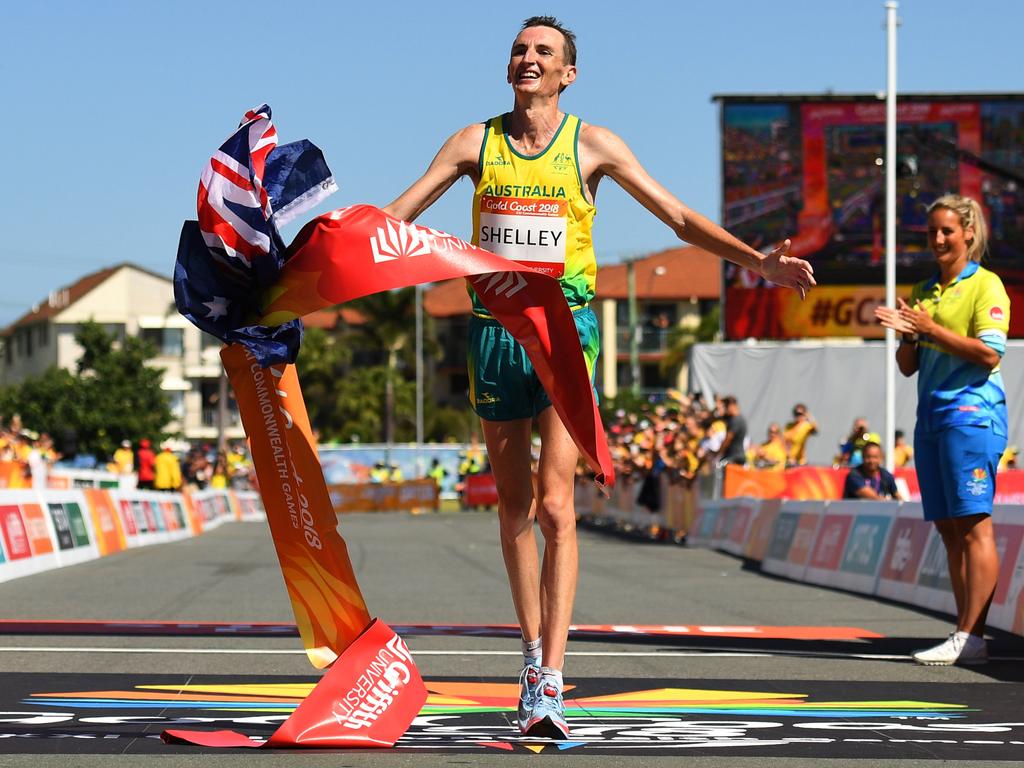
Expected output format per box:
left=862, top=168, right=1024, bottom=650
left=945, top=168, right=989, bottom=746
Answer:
left=222, top=343, right=371, bottom=667
left=164, top=345, right=426, bottom=749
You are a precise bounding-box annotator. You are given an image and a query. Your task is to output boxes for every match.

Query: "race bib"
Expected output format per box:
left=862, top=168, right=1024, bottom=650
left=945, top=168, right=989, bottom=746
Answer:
left=478, top=196, right=567, bottom=277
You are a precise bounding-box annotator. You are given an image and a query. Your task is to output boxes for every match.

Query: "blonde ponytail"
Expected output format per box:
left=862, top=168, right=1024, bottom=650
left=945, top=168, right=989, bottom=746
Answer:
left=928, top=194, right=989, bottom=262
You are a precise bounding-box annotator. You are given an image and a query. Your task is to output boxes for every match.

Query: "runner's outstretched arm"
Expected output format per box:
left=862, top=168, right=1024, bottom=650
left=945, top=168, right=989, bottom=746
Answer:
left=383, top=124, right=484, bottom=222
left=581, top=124, right=816, bottom=298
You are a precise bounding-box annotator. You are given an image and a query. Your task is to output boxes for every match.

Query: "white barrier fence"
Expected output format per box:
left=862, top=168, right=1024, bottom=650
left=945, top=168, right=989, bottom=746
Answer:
left=0, top=488, right=265, bottom=584
left=576, top=483, right=1024, bottom=637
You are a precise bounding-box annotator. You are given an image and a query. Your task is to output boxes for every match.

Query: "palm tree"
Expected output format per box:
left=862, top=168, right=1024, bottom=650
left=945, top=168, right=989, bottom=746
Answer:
left=659, top=305, right=721, bottom=382
left=345, top=289, right=416, bottom=444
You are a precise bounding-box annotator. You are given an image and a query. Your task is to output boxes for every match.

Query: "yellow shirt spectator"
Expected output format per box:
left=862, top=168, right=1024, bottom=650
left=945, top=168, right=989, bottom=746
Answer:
left=113, top=443, right=135, bottom=474
left=893, top=443, right=914, bottom=468
left=753, top=428, right=790, bottom=475
left=999, top=446, right=1019, bottom=471
left=154, top=448, right=182, bottom=491
left=784, top=408, right=818, bottom=466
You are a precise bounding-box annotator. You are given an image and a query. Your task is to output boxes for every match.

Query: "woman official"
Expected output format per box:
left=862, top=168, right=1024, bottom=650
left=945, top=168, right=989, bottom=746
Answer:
left=876, top=194, right=1010, bottom=665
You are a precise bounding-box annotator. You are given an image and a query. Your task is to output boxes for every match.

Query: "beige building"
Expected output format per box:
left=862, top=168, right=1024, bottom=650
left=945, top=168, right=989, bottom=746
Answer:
left=1, top=263, right=243, bottom=442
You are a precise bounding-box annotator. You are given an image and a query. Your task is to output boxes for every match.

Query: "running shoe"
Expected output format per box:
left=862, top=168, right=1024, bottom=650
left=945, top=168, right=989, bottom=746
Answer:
left=912, top=632, right=988, bottom=666
left=516, top=661, right=541, bottom=733
left=524, top=674, right=570, bottom=739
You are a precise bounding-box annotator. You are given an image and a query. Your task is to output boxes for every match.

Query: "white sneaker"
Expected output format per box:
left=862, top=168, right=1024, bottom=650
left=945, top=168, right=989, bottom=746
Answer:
left=912, top=632, right=988, bottom=666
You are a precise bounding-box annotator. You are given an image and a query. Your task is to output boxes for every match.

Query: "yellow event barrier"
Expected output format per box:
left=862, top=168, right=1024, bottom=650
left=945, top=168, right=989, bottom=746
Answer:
left=327, top=479, right=440, bottom=514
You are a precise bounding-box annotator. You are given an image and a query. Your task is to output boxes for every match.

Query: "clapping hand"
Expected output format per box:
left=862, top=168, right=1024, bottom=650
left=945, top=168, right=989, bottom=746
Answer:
left=875, top=297, right=934, bottom=336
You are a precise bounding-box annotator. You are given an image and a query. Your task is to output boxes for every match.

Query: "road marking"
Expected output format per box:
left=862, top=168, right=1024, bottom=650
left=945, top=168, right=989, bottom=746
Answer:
left=0, top=646, right=771, bottom=657
left=2, top=646, right=1019, bottom=662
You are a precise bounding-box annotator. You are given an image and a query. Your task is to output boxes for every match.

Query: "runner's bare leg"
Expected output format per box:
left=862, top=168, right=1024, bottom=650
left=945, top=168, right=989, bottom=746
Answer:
left=482, top=417, right=541, bottom=645
left=534, top=406, right=581, bottom=671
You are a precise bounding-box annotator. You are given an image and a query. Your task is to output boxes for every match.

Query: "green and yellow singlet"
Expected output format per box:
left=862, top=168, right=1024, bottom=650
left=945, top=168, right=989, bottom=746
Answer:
left=469, top=112, right=597, bottom=315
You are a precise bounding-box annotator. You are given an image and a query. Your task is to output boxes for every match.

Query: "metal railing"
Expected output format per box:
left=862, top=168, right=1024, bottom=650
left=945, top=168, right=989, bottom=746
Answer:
left=615, top=326, right=671, bottom=353
left=201, top=407, right=242, bottom=428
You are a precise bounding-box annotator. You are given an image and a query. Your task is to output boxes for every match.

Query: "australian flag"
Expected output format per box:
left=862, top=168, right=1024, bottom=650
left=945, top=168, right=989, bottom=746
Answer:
left=174, top=104, right=338, bottom=366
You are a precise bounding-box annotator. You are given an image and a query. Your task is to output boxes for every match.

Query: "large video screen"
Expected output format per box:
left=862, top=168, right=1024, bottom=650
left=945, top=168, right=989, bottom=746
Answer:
left=719, top=95, right=1024, bottom=339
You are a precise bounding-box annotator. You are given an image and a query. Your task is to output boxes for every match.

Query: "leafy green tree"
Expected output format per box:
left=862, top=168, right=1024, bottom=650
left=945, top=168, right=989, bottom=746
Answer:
left=0, top=321, right=173, bottom=459
left=295, top=326, right=353, bottom=439
left=341, top=289, right=444, bottom=443
left=659, top=304, right=721, bottom=380
left=426, top=405, right=478, bottom=443
left=344, top=289, right=414, bottom=444
left=328, top=366, right=417, bottom=443
left=295, top=295, right=470, bottom=444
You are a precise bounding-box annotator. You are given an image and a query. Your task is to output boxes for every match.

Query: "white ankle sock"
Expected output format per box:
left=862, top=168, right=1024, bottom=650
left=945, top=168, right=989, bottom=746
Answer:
left=539, top=666, right=563, bottom=689
left=522, top=637, right=542, bottom=666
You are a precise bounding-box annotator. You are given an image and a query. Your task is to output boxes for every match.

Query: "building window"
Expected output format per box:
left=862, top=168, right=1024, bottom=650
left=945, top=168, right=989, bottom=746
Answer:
left=105, top=324, right=126, bottom=343
left=24, top=328, right=32, bottom=358
left=615, top=361, right=672, bottom=396
left=167, top=391, right=185, bottom=421
left=201, top=332, right=222, bottom=350
left=200, top=378, right=239, bottom=427
left=162, top=328, right=184, bottom=356
left=38, top=324, right=49, bottom=347
left=3, top=340, right=10, bottom=365
left=140, top=327, right=184, bottom=357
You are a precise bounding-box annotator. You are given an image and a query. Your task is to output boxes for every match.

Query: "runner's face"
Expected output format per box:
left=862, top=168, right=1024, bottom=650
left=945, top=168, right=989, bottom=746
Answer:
left=928, top=207, right=972, bottom=268
left=507, top=26, right=575, bottom=96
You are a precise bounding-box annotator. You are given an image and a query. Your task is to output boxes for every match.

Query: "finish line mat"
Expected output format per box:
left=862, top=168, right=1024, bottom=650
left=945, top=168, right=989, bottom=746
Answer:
left=1, top=673, right=1023, bottom=759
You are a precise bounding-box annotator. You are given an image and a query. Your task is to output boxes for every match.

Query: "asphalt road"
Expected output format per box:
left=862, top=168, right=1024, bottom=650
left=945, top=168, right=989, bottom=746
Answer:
left=0, top=511, right=1022, bottom=767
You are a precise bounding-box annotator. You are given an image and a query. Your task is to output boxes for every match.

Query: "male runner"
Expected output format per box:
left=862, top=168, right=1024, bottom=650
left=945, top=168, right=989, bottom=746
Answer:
left=383, top=16, right=814, bottom=738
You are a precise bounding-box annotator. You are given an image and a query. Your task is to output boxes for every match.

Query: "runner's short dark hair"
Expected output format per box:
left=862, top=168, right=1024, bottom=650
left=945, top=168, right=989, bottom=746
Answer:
left=522, top=16, right=577, bottom=65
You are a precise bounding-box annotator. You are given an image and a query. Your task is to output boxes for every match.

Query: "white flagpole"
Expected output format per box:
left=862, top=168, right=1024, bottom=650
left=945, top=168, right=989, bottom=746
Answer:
left=884, top=1, right=898, bottom=471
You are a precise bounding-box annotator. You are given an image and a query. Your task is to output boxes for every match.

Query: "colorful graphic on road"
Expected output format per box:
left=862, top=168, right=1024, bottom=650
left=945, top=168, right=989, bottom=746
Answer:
left=5, top=674, right=1017, bottom=758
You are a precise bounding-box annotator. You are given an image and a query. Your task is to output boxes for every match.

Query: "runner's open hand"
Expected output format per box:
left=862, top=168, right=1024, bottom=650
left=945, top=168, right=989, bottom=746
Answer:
left=759, top=239, right=816, bottom=299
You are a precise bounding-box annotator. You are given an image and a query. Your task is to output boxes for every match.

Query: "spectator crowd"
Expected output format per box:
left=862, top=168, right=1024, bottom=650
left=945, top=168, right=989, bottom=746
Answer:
left=0, top=415, right=253, bottom=491
left=601, top=392, right=1020, bottom=511
left=602, top=393, right=824, bottom=491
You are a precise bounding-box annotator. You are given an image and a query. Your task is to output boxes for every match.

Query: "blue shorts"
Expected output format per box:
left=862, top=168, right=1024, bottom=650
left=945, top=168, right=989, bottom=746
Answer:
left=467, top=306, right=599, bottom=422
left=914, top=424, right=1006, bottom=522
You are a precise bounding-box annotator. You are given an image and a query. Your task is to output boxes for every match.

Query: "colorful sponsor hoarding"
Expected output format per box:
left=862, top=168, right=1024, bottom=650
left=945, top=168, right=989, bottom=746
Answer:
left=718, top=95, right=1024, bottom=339
left=20, top=504, right=54, bottom=556
left=47, top=503, right=75, bottom=550
left=809, top=514, right=853, bottom=571
left=841, top=514, right=893, bottom=576
left=82, top=489, right=125, bottom=556
left=724, top=465, right=1024, bottom=504
left=117, top=499, right=138, bottom=536
left=64, top=503, right=90, bottom=547
left=0, top=505, right=31, bottom=560
left=328, top=480, right=440, bottom=513
left=877, top=510, right=933, bottom=604
left=992, top=523, right=1024, bottom=606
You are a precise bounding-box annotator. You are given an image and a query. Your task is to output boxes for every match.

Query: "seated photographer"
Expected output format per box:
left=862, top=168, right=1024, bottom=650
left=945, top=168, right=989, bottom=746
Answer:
left=843, top=442, right=903, bottom=501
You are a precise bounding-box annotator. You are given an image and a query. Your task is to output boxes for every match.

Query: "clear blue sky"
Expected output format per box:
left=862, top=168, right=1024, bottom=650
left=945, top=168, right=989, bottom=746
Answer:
left=3, top=0, right=1022, bottom=326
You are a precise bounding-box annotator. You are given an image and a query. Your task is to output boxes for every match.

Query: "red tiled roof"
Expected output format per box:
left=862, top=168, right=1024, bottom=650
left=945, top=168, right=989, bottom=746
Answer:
left=302, top=306, right=367, bottom=329
left=423, top=279, right=472, bottom=318
left=5, top=262, right=179, bottom=335
left=595, top=245, right=721, bottom=301
left=422, top=245, right=721, bottom=318
left=4, top=264, right=124, bottom=334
